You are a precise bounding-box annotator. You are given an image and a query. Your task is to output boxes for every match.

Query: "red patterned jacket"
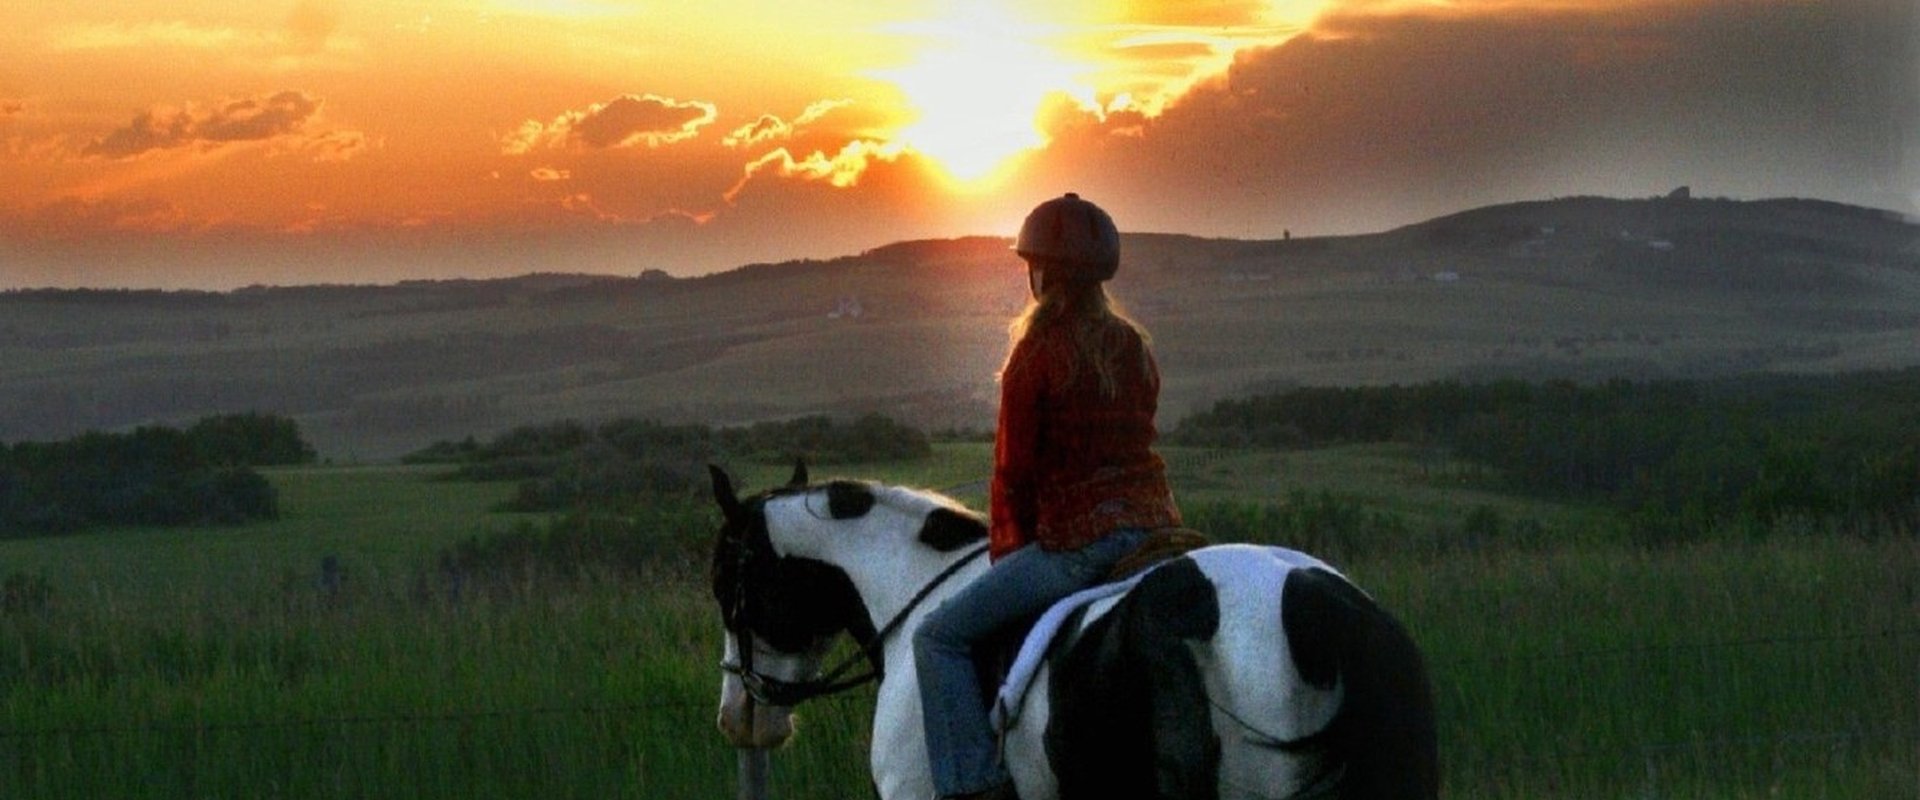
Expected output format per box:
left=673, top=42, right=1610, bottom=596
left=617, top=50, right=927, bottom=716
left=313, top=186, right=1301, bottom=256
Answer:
left=989, top=317, right=1182, bottom=560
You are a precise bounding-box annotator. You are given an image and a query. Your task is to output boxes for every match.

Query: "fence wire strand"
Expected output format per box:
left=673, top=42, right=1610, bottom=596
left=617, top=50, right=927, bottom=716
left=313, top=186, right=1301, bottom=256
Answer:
left=1438, top=626, right=1920, bottom=666
left=1, top=627, right=1913, bottom=785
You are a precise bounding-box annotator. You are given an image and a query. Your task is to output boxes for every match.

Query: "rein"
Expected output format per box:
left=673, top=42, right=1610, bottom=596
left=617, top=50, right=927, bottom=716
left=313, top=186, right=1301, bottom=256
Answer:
left=722, top=542, right=989, bottom=708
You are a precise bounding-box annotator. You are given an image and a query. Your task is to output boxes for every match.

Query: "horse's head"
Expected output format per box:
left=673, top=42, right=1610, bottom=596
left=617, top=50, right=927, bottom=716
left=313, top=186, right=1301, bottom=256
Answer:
left=708, top=462, right=877, bottom=749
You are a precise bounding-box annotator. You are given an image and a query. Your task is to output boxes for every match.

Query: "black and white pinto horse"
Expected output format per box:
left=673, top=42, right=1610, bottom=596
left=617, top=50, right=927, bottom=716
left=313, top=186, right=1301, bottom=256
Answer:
left=710, top=464, right=1438, bottom=800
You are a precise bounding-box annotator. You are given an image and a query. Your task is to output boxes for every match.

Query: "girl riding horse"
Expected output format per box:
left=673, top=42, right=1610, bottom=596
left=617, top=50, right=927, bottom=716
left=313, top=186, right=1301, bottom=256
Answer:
left=915, top=192, right=1182, bottom=800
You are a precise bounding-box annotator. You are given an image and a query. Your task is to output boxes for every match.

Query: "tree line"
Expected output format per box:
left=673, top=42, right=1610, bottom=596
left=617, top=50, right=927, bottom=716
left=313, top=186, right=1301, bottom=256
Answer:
left=406, top=413, right=932, bottom=598
left=1169, top=370, right=1920, bottom=541
left=408, top=413, right=931, bottom=513
left=0, top=413, right=313, bottom=536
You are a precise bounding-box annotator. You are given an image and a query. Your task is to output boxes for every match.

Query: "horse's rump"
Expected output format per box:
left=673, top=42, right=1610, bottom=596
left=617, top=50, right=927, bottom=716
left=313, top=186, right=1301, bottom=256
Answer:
left=1280, top=566, right=1439, bottom=799
left=1039, top=548, right=1438, bottom=800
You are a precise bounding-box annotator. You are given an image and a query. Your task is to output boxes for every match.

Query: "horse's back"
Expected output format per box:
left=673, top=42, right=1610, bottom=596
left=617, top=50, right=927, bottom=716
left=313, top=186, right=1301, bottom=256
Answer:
left=1038, top=544, right=1436, bottom=800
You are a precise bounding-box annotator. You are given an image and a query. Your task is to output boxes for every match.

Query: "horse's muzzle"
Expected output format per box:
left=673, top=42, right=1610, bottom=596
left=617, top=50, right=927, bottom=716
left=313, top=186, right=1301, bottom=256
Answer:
left=717, top=693, right=795, bottom=749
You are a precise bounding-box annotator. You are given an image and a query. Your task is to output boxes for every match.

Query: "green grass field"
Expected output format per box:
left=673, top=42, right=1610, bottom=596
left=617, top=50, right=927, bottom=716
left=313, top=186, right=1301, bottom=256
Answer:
left=2, top=446, right=1914, bottom=798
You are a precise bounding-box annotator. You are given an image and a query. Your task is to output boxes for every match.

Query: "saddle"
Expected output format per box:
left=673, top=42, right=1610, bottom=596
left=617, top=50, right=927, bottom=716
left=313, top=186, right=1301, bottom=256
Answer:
left=1107, top=527, right=1210, bottom=582
left=973, top=528, right=1210, bottom=724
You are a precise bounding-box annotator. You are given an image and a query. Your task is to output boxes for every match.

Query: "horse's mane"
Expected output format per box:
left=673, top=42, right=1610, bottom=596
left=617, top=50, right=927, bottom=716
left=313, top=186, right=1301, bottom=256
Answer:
left=871, top=483, right=977, bottom=520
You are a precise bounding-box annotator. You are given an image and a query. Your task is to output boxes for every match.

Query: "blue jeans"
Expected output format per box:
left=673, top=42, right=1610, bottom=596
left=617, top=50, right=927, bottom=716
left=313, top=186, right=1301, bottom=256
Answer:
left=913, top=528, right=1149, bottom=797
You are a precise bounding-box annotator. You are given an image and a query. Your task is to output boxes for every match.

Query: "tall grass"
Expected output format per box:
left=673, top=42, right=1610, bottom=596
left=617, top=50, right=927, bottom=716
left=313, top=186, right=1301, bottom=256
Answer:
left=1372, top=536, right=1919, bottom=798
left=0, top=564, right=888, bottom=799
left=0, top=451, right=1914, bottom=797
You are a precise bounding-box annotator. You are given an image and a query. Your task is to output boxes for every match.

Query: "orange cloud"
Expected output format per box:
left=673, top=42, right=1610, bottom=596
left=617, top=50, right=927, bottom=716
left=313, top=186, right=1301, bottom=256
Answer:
left=502, top=94, right=718, bottom=154
left=83, top=91, right=333, bottom=159
left=46, top=12, right=363, bottom=73
left=722, top=98, right=852, bottom=148
left=50, top=21, right=253, bottom=52
left=10, top=196, right=192, bottom=239
left=1, top=99, right=25, bottom=119
left=530, top=166, right=572, bottom=181
left=649, top=208, right=716, bottom=226
left=724, top=139, right=906, bottom=202
left=794, top=98, right=853, bottom=126
left=280, top=129, right=374, bottom=162
left=559, top=193, right=621, bottom=222
left=723, top=115, right=788, bottom=149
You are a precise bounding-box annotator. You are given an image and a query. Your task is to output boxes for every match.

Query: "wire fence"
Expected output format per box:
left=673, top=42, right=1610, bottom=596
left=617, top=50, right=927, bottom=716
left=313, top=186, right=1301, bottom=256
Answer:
left=0, top=700, right=712, bottom=741
left=4, top=627, right=1914, bottom=782
left=1441, top=626, right=1920, bottom=666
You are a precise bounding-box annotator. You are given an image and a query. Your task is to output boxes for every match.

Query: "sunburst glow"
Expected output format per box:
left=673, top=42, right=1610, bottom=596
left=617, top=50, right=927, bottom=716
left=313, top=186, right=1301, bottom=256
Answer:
left=876, top=7, right=1088, bottom=186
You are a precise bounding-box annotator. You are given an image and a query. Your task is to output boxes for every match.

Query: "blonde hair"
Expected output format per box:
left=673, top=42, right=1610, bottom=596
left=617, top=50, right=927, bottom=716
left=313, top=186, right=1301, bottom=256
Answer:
left=1002, top=275, right=1153, bottom=398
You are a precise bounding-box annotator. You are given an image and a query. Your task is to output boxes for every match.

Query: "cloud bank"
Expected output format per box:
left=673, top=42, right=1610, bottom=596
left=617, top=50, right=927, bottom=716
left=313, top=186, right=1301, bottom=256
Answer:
left=82, top=90, right=347, bottom=159
left=1024, top=0, right=1919, bottom=235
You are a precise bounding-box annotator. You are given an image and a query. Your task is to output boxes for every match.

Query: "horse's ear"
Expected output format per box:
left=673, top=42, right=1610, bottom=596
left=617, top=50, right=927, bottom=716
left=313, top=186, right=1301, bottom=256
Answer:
left=709, top=464, right=743, bottom=522
left=788, top=458, right=809, bottom=487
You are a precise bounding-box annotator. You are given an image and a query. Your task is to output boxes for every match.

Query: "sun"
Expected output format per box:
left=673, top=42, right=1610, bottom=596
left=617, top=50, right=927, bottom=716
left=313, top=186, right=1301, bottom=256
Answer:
left=874, top=7, right=1087, bottom=188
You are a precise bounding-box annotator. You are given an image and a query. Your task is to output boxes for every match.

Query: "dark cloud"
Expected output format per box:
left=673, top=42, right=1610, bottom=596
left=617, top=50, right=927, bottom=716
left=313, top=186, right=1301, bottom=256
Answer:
left=573, top=95, right=714, bottom=148
left=198, top=92, right=322, bottom=142
left=83, top=91, right=325, bottom=159
left=1032, top=0, right=1919, bottom=236
left=504, top=94, right=718, bottom=153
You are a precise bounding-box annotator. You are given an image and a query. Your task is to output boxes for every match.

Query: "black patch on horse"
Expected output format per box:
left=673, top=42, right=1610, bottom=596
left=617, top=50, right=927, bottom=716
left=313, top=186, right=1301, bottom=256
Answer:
left=826, top=480, right=876, bottom=519
left=757, top=556, right=874, bottom=653
left=712, top=497, right=874, bottom=656
left=1280, top=567, right=1440, bottom=799
left=710, top=496, right=773, bottom=632
left=918, top=506, right=988, bottom=551
left=1046, top=555, right=1222, bottom=800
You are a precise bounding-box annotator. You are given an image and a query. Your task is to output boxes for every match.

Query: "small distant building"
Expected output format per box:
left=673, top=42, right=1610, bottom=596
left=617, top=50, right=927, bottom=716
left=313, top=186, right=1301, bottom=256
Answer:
left=828, top=296, right=864, bottom=319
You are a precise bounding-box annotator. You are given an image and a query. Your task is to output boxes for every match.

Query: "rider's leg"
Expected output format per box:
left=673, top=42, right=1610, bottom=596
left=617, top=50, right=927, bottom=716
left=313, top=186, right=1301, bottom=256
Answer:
left=913, top=529, right=1148, bottom=798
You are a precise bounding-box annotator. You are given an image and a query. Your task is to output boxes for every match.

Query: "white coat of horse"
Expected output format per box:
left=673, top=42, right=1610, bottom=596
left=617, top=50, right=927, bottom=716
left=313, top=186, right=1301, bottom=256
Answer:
left=710, top=465, right=1437, bottom=800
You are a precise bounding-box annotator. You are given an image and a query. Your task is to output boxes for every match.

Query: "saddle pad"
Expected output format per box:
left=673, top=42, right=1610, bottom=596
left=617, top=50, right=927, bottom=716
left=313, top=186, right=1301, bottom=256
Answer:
left=989, top=568, right=1154, bottom=732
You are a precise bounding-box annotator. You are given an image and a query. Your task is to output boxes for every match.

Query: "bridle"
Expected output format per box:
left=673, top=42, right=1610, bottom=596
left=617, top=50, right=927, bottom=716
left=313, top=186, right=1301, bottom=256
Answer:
left=720, top=541, right=989, bottom=708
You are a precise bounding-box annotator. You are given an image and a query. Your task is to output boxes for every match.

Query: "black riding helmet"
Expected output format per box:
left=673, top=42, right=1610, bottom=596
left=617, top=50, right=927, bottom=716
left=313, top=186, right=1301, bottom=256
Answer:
left=1013, top=192, right=1120, bottom=285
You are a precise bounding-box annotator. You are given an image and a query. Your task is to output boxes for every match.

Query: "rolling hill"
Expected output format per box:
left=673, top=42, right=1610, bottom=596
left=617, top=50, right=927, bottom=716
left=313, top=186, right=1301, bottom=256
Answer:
left=3, top=194, right=1917, bottom=460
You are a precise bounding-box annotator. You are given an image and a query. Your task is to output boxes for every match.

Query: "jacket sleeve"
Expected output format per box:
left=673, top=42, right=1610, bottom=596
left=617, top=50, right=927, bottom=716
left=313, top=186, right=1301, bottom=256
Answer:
left=990, top=338, right=1044, bottom=560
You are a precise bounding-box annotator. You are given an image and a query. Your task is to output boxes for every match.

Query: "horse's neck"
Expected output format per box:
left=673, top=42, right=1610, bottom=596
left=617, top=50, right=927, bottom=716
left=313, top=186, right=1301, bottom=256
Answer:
left=851, top=543, right=979, bottom=800
left=837, top=541, right=987, bottom=641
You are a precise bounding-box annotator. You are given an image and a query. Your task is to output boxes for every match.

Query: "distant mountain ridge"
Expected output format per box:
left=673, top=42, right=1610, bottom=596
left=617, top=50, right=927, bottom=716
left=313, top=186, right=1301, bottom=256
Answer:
left=4, top=195, right=1916, bottom=459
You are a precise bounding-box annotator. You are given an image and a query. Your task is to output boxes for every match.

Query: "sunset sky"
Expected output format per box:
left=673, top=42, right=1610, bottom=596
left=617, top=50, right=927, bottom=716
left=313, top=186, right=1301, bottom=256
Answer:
left=2, top=0, right=1914, bottom=289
